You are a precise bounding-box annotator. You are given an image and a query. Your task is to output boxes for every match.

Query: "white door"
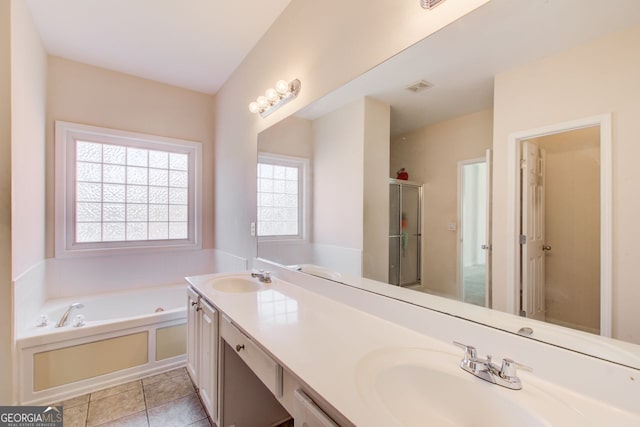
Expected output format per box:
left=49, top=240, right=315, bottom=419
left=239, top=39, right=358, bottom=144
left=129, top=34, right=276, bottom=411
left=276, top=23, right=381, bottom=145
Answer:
left=521, top=141, right=546, bottom=321
left=186, top=288, right=200, bottom=384
left=458, top=157, right=489, bottom=307
left=483, top=149, right=493, bottom=308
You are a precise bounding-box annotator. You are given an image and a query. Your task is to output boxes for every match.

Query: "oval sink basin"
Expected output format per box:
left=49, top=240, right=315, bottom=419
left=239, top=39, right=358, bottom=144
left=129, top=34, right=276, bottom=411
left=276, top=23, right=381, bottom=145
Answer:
left=205, top=276, right=264, bottom=293
left=356, top=347, right=581, bottom=427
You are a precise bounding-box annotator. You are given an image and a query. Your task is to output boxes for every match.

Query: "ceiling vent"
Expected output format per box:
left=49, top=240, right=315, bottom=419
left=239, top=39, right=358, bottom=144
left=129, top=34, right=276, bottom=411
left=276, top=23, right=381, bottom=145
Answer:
left=405, top=80, right=433, bottom=93
left=421, top=0, right=446, bottom=10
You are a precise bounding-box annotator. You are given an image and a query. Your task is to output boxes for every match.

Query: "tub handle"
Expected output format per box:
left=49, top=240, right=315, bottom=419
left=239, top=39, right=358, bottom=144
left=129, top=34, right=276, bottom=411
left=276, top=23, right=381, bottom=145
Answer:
left=236, top=344, right=245, bottom=352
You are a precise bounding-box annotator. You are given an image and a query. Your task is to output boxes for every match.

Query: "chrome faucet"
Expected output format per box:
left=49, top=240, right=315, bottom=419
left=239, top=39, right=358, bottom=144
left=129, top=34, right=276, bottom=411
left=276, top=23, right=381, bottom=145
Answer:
left=453, top=341, right=532, bottom=390
left=56, top=303, right=84, bottom=328
left=251, top=270, right=272, bottom=283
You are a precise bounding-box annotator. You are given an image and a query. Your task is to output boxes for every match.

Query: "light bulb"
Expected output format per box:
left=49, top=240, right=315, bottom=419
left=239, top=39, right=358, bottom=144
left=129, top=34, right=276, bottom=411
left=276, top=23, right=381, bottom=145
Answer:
left=275, top=80, right=290, bottom=95
left=266, top=88, right=279, bottom=102
left=248, top=102, right=260, bottom=113
left=257, top=96, right=269, bottom=109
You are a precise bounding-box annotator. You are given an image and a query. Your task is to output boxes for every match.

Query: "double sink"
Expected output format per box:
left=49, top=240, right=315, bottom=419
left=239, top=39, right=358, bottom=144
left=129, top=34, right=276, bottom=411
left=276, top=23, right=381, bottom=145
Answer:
left=199, top=273, right=616, bottom=426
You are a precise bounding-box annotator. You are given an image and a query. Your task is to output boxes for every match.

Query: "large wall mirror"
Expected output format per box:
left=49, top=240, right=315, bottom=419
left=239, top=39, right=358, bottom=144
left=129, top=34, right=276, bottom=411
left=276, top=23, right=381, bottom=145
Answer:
left=257, top=0, right=640, bottom=369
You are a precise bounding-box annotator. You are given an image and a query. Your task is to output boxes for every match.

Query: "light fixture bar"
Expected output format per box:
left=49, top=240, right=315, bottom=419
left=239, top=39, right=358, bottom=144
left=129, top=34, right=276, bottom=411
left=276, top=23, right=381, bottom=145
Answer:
left=249, top=79, right=301, bottom=118
left=421, top=0, right=446, bottom=10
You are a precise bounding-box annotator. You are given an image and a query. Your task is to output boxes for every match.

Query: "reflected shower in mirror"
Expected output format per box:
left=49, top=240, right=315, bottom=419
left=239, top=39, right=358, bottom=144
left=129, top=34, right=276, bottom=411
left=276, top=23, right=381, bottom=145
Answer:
left=257, top=0, right=640, bottom=369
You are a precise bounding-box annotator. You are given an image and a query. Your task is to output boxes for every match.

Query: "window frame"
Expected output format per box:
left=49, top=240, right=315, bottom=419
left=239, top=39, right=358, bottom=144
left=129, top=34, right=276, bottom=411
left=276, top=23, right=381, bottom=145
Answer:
left=257, top=152, right=309, bottom=242
left=54, top=120, right=202, bottom=257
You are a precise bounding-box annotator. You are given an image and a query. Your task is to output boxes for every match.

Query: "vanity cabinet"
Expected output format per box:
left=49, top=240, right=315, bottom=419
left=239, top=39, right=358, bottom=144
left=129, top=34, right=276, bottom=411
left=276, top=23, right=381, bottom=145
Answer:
left=186, top=288, right=218, bottom=420
left=187, top=283, right=346, bottom=427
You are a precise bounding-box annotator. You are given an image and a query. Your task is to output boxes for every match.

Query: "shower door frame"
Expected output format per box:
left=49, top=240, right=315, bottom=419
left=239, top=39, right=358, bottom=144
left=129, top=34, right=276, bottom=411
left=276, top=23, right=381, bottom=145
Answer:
left=389, top=179, right=423, bottom=287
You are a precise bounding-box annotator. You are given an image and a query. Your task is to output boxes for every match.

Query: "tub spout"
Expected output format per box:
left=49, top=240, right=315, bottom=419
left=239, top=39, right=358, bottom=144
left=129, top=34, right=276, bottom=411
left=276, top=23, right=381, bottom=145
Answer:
left=56, top=303, right=84, bottom=328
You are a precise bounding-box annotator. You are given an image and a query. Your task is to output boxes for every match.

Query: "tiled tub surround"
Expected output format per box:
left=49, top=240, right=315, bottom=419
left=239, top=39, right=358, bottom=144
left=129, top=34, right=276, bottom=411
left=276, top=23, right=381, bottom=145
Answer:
left=17, top=285, right=188, bottom=405
left=53, top=368, right=212, bottom=427
left=188, top=269, right=640, bottom=426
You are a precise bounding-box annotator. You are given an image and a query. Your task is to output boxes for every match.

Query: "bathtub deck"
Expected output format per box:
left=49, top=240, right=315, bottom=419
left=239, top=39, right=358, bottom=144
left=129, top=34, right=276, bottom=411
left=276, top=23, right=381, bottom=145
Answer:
left=51, top=368, right=213, bottom=427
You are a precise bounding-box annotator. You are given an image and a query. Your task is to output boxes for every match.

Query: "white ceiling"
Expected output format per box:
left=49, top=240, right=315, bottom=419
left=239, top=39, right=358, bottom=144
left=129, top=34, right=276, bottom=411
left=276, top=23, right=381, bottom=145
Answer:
left=26, top=0, right=292, bottom=94
left=296, top=0, right=640, bottom=136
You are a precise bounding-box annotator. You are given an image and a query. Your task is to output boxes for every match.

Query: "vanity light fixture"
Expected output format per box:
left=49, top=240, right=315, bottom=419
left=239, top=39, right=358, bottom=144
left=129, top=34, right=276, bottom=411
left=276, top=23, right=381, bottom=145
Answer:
left=421, top=0, right=446, bottom=10
left=248, top=79, right=301, bottom=117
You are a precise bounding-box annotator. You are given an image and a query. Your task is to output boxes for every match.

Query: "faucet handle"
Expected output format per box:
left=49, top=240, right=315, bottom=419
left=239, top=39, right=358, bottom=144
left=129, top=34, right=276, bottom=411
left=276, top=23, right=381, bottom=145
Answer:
left=500, top=358, right=532, bottom=378
left=453, top=341, right=477, bottom=361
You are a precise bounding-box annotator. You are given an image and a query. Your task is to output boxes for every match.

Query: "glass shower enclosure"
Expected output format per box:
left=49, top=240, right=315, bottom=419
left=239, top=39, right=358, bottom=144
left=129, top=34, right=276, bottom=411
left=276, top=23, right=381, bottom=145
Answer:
left=389, top=179, right=422, bottom=287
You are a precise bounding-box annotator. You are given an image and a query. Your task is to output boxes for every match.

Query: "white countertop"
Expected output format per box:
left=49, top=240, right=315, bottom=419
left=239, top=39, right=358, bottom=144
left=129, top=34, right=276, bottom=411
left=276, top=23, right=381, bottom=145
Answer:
left=186, top=272, right=640, bottom=426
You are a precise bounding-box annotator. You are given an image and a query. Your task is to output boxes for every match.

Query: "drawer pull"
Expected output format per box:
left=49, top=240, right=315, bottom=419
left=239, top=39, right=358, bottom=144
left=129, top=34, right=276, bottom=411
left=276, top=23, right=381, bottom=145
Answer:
left=236, top=344, right=245, bottom=352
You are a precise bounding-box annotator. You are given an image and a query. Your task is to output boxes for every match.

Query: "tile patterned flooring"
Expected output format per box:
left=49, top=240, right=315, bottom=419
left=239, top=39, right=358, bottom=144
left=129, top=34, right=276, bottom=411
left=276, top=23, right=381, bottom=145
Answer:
left=52, top=368, right=213, bottom=427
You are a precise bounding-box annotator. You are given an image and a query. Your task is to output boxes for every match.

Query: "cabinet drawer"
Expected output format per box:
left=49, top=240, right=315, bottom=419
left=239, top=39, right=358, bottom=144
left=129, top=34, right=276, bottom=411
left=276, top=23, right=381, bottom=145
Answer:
left=294, top=389, right=339, bottom=427
left=220, top=315, right=282, bottom=396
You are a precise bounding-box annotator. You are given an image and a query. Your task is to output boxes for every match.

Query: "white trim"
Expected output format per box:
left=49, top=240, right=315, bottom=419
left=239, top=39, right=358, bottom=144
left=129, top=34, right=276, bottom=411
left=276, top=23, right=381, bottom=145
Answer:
left=54, top=121, right=203, bottom=258
left=506, top=114, right=612, bottom=337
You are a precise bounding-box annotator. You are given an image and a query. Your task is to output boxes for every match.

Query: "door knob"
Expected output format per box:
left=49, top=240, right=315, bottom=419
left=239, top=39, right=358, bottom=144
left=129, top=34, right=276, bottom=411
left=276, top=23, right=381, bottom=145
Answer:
left=542, top=244, right=552, bottom=251
left=236, top=344, right=245, bottom=352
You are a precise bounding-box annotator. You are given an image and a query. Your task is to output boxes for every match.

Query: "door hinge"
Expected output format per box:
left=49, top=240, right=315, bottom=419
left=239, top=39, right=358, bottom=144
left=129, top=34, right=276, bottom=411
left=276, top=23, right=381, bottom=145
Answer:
left=519, top=234, right=526, bottom=245
left=520, top=159, right=527, bottom=169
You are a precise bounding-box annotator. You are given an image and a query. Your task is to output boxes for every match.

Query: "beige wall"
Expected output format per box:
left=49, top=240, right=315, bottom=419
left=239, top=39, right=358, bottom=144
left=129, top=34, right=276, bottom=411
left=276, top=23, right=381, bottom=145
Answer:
left=1, top=0, right=48, bottom=404
left=156, top=324, right=187, bottom=361
left=33, top=332, right=148, bottom=391
left=363, top=98, right=391, bottom=282
left=11, top=0, right=47, bottom=280
left=0, top=0, right=12, bottom=406
left=258, top=115, right=313, bottom=159
left=492, top=25, right=640, bottom=343
left=390, top=109, right=493, bottom=297
left=535, top=127, right=600, bottom=333
left=46, top=56, right=216, bottom=257
left=312, top=99, right=364, bottom=250
left=212, top=0, right=490, bottom=263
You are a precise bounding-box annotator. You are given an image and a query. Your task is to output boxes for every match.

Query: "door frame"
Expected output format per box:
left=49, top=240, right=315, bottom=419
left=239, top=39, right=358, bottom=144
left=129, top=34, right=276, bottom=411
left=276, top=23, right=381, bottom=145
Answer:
left=457, top=156, right=488, bottom=304
left=505, top=114, right=612, bottom=337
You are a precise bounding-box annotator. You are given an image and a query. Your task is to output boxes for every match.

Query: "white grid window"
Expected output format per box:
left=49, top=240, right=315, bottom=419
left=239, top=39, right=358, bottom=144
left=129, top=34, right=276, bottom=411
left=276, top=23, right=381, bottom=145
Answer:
left=55, top=121, right=201, bottom=256
left=75, top=141, right=189, bottom=242
left=257, top=154, right=305, bottom=238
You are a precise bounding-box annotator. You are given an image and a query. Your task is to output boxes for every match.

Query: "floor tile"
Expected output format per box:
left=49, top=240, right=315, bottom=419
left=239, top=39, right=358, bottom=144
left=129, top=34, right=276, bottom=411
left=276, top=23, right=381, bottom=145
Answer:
left=96, top=410, right=149, bottom=427
left=52, top=393, right=90, bottom=409
left=147, top=394, right=206, bottom=427
left=91, top=380, right=142, bottom=401
left=63, top=403, right=88, bottom=427
left=143, top=371, right=194, bottom=409
left=186, top=418, right=212, bottom=427
left=87, top=387, right=145, bottom=427
left=141, top=368, right=186, bottom=387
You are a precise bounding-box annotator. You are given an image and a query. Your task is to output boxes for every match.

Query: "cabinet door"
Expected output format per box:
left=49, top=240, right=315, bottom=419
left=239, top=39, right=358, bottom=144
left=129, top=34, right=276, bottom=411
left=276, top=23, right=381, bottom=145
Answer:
left=186, top=288, right=200, bottom=384
left=198, top=299, right=218, bottom=419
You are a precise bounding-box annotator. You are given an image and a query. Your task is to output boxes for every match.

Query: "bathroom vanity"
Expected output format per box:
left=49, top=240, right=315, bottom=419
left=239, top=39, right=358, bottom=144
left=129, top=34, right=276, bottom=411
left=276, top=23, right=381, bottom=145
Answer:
left=186, top=271, right=640, bottom=427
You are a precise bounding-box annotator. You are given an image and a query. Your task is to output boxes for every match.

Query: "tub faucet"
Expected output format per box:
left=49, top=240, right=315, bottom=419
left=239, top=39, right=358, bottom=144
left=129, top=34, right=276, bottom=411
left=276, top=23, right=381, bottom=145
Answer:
left=251, top=270, right=272, bottom=283
left=453, top=341, right=532, bottom=390
left=56, top=303, right=84, bottom=328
